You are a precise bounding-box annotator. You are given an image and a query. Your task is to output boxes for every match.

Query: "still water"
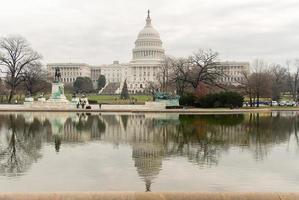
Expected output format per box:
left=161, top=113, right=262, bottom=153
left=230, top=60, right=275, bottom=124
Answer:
left=0, top=112, right=298, bottom=192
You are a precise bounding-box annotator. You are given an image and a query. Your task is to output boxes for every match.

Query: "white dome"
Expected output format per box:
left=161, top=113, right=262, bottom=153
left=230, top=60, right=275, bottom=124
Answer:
left=137, top=25, right=160, bottom=39
left=131, top=10, right=165, bottom=62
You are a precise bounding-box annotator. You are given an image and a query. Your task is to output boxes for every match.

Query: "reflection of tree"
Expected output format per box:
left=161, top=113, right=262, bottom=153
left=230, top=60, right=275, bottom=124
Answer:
left=1, top=111, right=299, bottom=184
left=245, top=113, right=299, bottom=160
left=120, top=115, right=129, bottom=131
left=54, top=135, right=62, bottom=152
left=168, top=115, right=232, bottom=166
left=0, top=115, right=43, bottom=176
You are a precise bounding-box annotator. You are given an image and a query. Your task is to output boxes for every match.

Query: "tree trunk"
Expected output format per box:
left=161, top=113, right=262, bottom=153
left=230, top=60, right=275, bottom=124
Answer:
left=249, top=89, right=253, bottom=107
left=257, top=92, right=260, bottom=107
left=8, top=86, right=15, bottom=103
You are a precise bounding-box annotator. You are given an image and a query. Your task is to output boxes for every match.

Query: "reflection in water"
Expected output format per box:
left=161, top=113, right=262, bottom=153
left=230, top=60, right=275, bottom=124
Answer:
left=0, top=112, right=298, bottom=191
left=0, top=115, right=43, bottom=176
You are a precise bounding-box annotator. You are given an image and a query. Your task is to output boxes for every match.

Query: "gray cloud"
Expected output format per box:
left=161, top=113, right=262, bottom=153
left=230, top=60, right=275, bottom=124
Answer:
left=0, top=0, right=298, bottom=65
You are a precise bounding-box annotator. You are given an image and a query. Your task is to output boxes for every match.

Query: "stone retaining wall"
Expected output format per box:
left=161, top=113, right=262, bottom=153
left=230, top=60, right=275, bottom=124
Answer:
left=0, top=193, right=298, bottom=200
left=101, top=102, right=166, bottom=110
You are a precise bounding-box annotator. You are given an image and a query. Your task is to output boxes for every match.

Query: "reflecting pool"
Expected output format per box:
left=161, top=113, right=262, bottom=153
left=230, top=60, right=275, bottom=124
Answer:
left=0, top=112, right=298, bottom=192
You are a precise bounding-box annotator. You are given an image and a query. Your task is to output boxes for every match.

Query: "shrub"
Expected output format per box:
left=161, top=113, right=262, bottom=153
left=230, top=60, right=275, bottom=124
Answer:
left=88, top=99, right=98, bottom=104
left=97, top=75, right=106, bottom=91
left=179, top=93, right=196, bottom=106
left=73, top=77, right=94, bottom=93
left=197, top=91, right=244, bottom=108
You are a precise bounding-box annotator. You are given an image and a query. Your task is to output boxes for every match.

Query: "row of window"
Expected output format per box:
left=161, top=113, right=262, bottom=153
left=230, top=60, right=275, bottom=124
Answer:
left=133, top=50, right=163, bottom=59
left=223, top=71, right=243, bottom=76
left=219, top=66, right=246, bottom=70
left=132, top=66, right=157, bottom=71
left=129, top=83, right=145, bottom=89
left=62, top=77, right=76, bottom=82
left=220, top=77, right=245, bottom=82
left=51, top=67, right=81, bottom=71
left=135, top=41, right=161, bottom=47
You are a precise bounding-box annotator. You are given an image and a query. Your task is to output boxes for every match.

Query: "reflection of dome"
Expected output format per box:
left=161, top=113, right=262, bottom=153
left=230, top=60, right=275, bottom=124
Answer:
left=132, top=143, right=164, bottom=192
left=132, top=10, right=165, bottom=62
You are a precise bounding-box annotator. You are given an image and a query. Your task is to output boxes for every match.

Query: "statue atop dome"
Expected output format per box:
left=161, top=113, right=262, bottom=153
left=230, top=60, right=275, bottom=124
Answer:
left=146, top=9, right=152, bottom=26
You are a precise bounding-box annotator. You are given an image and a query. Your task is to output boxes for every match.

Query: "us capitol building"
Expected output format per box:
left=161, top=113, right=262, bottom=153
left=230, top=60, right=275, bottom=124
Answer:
left=47, top=11, right=249, bottom=94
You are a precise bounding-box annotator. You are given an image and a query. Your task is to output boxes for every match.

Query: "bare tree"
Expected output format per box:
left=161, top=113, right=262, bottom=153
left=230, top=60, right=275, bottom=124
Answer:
left=168, top=57, right=191, bottom=95
left=21, top=62, right=47, bottom=95
left=241, top=59, right=272, bottom=107
left=270, top=64, right=287, bottom=101
left=185, top=49, right=222, bottom=90
left=249, top=72, right=272, bottom=107
left=0, top=36, right=42, bottom=103
left=240, top=70, right=254, bottom=106
left=146, top=81, right=160, bottom=100
left=157, top=56, right=172, bottom=92
left=167, top=49, right=221, bottom=95
left=0, top=78, right=4, bottom=94
left=286, top=60, right=299, bottom=101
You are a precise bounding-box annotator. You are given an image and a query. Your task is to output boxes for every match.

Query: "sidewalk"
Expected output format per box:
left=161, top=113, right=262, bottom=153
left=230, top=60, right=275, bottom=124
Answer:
left=0, top=192, right=298, bottom=200
left=0, top=104, right=299, bottom=113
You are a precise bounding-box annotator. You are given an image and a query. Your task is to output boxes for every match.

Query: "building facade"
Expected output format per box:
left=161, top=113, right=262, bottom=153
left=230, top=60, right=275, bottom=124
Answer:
left=47, top=63, right=91, bottom=84
left=216, top=61, right=250, bottom=86
left=127, top=10, right=165, bottom=93
left=47, top=11, right=249, bottom=92
left=90, top=66, right=101, bottom=88
left=47, top=11, right=164, bottom=93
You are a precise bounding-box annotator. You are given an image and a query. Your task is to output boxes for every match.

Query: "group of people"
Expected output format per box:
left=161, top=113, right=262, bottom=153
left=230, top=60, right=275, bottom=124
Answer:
left=75, top=95, right=89, bottom=109
left=76, top=98, right=88, bottom=109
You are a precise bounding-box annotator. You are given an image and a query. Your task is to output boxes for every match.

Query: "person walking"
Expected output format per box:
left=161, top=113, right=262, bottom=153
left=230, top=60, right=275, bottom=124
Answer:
left=82, top=100, right=86, bottom=109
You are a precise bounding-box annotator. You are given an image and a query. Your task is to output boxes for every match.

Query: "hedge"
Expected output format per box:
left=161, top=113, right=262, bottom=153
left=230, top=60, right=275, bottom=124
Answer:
left=196, top=91, right=244, bottom=108
left=180, top=91, right=244, bottom=108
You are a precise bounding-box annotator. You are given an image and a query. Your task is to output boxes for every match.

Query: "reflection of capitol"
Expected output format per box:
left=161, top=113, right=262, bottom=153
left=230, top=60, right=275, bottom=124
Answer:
left=1, top=112, right=299, bottom=190
left=133, top=143, right=164, bottom=192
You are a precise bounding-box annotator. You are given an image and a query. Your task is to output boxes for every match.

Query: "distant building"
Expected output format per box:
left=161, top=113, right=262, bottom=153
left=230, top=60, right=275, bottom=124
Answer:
left=47, top=63, right=91, bottom=84
left=127, top=10, right=165, bottom=93
left=97, top=61, right=128, bottom=84
left=46, top=11, right=164, bottom=93
left=90, top=66, right=101, bottom=88
left=216, top=61, right=250, bottom=86
left=46, top=11, right=249, bottom=92
left=95, top=10, right=165, bottom=93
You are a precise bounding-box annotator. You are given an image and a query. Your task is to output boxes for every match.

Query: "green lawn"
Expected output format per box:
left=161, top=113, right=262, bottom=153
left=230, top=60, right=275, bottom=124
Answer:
left=0, top=93, right=152, bottom=104
left=86, top=94, right=152, bottom=104
left=65, top=93, right=153, bottom=104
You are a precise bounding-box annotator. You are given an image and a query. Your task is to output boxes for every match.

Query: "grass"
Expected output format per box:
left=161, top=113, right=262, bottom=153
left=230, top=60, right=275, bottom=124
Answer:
left=86, top=94, right=152, bottom=104
left=0, top=93, right=153, bottom=104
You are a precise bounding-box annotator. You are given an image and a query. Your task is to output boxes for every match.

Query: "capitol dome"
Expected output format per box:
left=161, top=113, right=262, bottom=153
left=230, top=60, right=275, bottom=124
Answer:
left=131, top=10, right=165, bottom=62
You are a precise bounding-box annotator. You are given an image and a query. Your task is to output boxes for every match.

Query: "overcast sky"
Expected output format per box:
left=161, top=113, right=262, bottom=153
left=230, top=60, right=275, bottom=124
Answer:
left=0, top=0, right=298, bottom=65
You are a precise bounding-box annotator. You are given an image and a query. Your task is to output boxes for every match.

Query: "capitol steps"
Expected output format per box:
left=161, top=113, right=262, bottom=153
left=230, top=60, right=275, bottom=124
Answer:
left=100, top=83, right=120, bottom=95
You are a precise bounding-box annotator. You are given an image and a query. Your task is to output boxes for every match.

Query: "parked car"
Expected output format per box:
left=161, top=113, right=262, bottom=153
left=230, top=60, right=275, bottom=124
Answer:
left=286, top=101, right=296, bottom=106
left=279, top=101, right=287, bottom=106
left=253, top=102, right=267, bottom=107
left=271, top=101, right=278, bottom=106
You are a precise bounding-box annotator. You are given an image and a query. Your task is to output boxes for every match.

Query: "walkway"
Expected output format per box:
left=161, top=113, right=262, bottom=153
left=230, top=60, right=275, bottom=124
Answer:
left=0, top=192, right=298, bottom=200
left=1, top=104, right=299, bottom=113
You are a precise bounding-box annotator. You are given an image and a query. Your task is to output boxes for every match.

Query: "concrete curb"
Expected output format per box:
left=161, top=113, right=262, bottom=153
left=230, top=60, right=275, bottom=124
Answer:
left=0, top=192, right=298, bottom=200
left=1, top=104, right=299, bottom=113
left=1, top=108, right=299, bottom=113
